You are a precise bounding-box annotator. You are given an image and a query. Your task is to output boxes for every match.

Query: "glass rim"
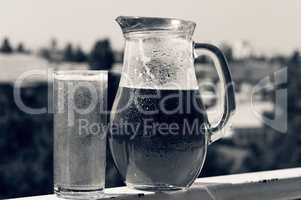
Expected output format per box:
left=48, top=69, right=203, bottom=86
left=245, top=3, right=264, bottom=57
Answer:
left=54, top=70, right=108, bottom=81
left=54, top=70, right=108, bottom=75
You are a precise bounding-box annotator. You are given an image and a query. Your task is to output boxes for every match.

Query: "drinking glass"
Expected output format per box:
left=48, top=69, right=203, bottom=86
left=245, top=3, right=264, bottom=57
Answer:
left=53, top=70, right=108, bottom=199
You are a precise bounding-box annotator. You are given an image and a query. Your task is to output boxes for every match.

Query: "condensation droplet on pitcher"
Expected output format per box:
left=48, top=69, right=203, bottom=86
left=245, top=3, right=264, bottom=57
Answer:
left=120, top=36, right=198, bottom=90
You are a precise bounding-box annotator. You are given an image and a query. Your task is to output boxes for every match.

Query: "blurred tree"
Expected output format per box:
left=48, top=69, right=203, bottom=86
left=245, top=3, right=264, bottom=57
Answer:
left=0, top=83, right=53, bottom=199
left=89, top=39, right=114, bottom=70
left=48, top=38, right=63, bottom=63
left=0, top=38, right=13, bottom=54
left=38, top=49, right=50, bottom=60
left=63, top=43, right=75, bottom=62
left=269, top=55, right=287, bottom=64
left=16, top=43, right=26, bottom=54
left=290, top=50, right=300, bottom=64
left=38, top=38, right=59, bottom=61
left=194, top=55, right=210, bottom=64
left=273, top=50, right=301, bottom=168
left=220, top=43, right=234, bottom=62
left=73, top=46, right=87, bottom=63
left=50, top=38, right=58, bottom=51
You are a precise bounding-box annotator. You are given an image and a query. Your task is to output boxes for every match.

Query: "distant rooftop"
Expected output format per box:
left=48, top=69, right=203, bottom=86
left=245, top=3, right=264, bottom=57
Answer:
left=207, top=99, right=274, bottom=137
left=0, top=54, right=88, bottom=84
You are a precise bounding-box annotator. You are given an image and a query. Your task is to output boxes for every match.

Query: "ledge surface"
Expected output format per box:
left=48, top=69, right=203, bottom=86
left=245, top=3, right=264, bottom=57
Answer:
left=11, top=167, right=301, bottom=200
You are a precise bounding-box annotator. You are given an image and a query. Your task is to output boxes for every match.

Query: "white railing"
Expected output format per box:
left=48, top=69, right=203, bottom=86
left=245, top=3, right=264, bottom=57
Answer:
left=11, top=167, right=301, bottom=200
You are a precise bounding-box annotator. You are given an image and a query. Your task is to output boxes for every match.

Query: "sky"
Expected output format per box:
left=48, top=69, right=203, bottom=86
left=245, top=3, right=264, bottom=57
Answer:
left=0, top=0, right=300, bottom=54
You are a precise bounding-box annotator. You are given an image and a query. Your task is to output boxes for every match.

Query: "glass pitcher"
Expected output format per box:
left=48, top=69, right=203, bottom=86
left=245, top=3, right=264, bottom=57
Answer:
left=109, top=16, right=236, bottom=191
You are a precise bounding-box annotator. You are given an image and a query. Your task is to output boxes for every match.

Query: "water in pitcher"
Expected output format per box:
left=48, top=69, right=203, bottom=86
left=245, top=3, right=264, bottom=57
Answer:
left=53, top=72, right=107, bottom=198
left=110, top=16, right=235, bottom=191
left=109, top=86, right=208, bottom=190
left=109, top=24, right=208, bottom=190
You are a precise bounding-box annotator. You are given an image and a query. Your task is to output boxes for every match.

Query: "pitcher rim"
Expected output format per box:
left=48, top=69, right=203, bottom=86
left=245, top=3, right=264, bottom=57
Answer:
left=116, top=16, right=196, bottom=35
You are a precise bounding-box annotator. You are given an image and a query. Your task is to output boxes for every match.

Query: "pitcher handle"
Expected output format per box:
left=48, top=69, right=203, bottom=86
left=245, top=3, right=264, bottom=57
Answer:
left=194, top=43, right=236, bottom=144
